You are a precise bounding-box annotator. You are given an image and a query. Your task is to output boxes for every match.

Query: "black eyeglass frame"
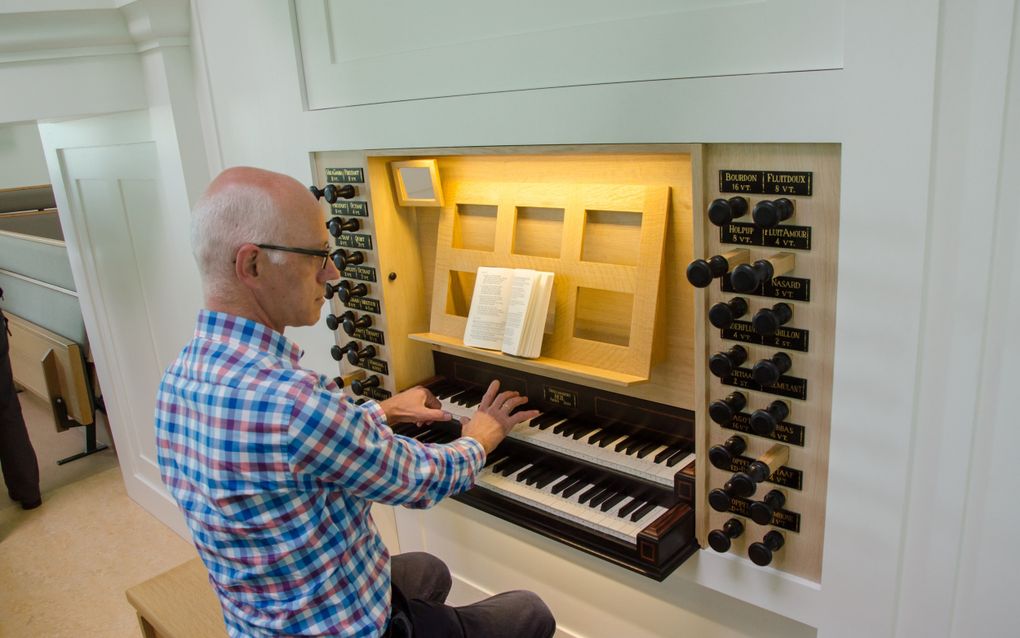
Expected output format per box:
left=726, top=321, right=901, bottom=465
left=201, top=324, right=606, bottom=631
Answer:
left=255, top=243, right=331, bottom=270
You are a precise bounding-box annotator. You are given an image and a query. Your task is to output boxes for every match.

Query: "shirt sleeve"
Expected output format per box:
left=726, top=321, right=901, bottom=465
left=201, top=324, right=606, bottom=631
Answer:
left=285, top=376, right=485, bottom=508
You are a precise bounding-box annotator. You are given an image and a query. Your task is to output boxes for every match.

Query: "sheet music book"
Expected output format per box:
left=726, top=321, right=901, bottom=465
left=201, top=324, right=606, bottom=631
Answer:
left=462, top=267, right=555, bottom=358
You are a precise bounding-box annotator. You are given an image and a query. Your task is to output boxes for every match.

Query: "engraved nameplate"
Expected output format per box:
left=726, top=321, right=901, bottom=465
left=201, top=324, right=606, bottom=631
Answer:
left=344, top=297, right=381, bottom=314
left=331, top=200, right=369, bottom=217
left=544, top=386, right=578, bottom=409
left=719, top=170, right=813, bottom=196
left=335, top=233, right=373, bottom=250
left=722, top=367, right=808, bottom=401
left=351, top=327, right=385, bottom=345
left=326, top=167, right=365, bottom=184
left=720, top=223, right=812, bottom=250
left=721, top=276, right=810, bottom=302
left=362, top=386, right=392, bottom=401
left=728, top=496, right=801, bottom=533
left=722, top=411, right=806, bottom=447
left=343, top=265, right=377, bottom=283
left=728, top=455, right=803, bottom=490
left=356, top=358, right=389, bottom=376
left=720, top=320, right=809, bottom=352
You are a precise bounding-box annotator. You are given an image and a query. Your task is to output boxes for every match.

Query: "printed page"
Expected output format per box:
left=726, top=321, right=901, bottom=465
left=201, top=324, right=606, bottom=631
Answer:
left=500, top=270, right=538, bottom=355
left=462, top=267, right=514, bottom=350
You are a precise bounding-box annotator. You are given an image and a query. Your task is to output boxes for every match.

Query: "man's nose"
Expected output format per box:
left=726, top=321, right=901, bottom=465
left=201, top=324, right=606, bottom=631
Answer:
left=320, top=259, right=342, bottom=282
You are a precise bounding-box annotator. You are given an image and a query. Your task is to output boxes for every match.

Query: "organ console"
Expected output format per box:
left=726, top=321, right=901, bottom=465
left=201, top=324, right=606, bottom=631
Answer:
left=686, top=249, right=749, bottom=288
left=311, top=141, right=839, bottom=586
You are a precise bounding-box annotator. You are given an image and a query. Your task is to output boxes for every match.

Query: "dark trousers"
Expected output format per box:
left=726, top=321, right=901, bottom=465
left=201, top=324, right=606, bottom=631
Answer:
left=0, top=308, right=40, bottom=503
left=387, top=552, right=555, bottom=638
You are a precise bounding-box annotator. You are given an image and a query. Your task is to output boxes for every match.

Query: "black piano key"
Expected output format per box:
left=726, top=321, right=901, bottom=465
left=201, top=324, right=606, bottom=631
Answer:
left=598, top=428, right=629, bottom=448
left=571, top=423, right=599, bottom=440
left=588, top=484, right=619, bottom=509
left=618, top=496, right=644, bottom=518
left=485, top=449, right=511, bottom=468
left=634, top=440, right=661, bottom=459
left=665, top=448, right=691, bottom=467
left=614, top=435, right=638, bottom=453
left=526, top=465, right=557, bottom=486
left=516, top=463, right=545, bottom=483
left=533, top=467, right=561, bottom=489
left=551, top=469, right=586, bottom=495
left=600, top=491, right=628, bottom=512
left=559, top=421, right=588, bottom=438
left=461, top=390, right=485, bottom=408
left=577, top=478, right=613, bottom=505
left=489, top=456, right=514, bottom=473
left=527, top=412, right=557, bottom=429
left=499, top=458, right=530, bottom=477
left=552, top=418, right=575, bottom=435
left=630, top=501, right=659, bottom=523
left=624, top=437, right=647, bottom=455
left=653, top=444, right=683, bottom=464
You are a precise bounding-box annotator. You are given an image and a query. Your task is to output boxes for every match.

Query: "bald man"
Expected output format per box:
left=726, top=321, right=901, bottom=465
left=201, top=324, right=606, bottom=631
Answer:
left=155, top=167, right=555, bottom=638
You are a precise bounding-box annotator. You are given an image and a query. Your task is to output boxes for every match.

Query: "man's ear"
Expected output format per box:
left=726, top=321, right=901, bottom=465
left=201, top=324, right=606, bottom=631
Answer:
left=235, top=244, right=261, bottom=288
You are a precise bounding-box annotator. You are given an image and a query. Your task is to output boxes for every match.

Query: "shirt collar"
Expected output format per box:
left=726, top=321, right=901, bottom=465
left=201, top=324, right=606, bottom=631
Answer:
left=195, top=309, right=304, bottom=366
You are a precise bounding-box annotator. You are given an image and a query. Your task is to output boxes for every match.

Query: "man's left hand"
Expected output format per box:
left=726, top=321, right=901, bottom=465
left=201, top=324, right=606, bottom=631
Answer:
left=379, top=386, right=452, bottom=425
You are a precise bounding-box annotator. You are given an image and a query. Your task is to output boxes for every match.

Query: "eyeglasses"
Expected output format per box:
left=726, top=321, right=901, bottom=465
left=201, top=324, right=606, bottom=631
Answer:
left=255, top=243, right=331, bottom=270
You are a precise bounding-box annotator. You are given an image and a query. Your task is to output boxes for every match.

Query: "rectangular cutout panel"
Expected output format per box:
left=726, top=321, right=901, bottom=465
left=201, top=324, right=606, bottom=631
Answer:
left=453, top=204, right=497, bottom=251
left=582, top=209, right=642, bottom=266
left=513, top=206, right=564, bottom=258
left=445, top=269, right=476, bottom=317
left=574, top=287, right=633, bottom=347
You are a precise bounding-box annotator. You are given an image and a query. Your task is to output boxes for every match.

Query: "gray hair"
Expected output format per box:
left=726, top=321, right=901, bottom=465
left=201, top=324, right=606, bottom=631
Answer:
left=191, top=182, right=286, bottom=296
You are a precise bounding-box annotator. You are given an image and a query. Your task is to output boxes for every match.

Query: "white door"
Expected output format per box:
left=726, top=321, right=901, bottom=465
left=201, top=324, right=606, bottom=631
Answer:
left=38, top=111, right=197, bottom=536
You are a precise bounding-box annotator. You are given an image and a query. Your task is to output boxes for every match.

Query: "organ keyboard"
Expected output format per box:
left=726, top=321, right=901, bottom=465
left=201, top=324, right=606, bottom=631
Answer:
left=400, top=352, right=698, bottom=580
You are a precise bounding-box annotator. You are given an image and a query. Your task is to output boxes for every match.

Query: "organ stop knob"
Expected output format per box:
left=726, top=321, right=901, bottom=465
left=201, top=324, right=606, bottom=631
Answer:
left=330, top=340, right=358, bottom=362
left=750, top=400, right=789, bottom=436
left=309, top=183, right=356, bottom=203
left=708, top=474, right=757, bottom=512
left=338, top=282, right=368, bottom=303
left=708, top=197, right=749, bottom=226
left=342, top=313, right=372, bottom=336
left=748, top=530, right=785, bottom=566
left=331, top=248, right=365, bottom=270
left=752, top=352, right=792, bottom=387
left=708, top=434, right=747, bottom=469
left=709, top=392, right=747, bottom=425
left=749, top=489, right=786, bottom=525
left=327, top=216, right=360, bottom=237
left=708, top=518, right=745, bottom=553
left=686, top=249, right=749, bottom=288
left=729, top=252, right=796, bottom=293
left=326, top=310, right=354, bottom=331
left=752, top=302, right=793, bottom=336
left=347, top=343, right=376, bottom=365
left=708, top=297, right=748, bottom=329
left=709, top=345, right=747, bottom=378
left=752, top=198, right=794, bottom=228
left=352, top=374, right=381, bottom=396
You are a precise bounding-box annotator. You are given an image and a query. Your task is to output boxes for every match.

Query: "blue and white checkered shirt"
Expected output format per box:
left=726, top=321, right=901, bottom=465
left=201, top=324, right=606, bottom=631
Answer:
left=155, top=310, right=485, bottom=637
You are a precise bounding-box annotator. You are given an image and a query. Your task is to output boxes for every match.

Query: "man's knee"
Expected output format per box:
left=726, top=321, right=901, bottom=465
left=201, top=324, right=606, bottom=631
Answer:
left=391, top=552, right=452, bottom=603
left=477, top=590, right=555, bottom=638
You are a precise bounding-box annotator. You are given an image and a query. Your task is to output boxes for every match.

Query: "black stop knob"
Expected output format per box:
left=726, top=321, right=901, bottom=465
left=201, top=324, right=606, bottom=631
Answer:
left=752, top=302, right=793, bottom=336
left=749, top=489, right=786, bottom=526
left=331, top=249, right=365, bottom=270
left=730, top=259, right=775, bottom=293
left=351, top=374, right=380, bottom=396
left=752, top=198, right=794, bottom=228
left=324, top=281, right=344, bottom=299
left=750, top=400, right=790, bottom=436
left=752, top=352, right=792, bottom=387
left=347, top=344, right=376, bottom=365
left=327, top=216, right=361, bottom=237
left=707, top=197, right=749, bottom=227
left=707, top=518, right=745, bottom=553
left=337, top=282, right=368, bottom=303
left=342, top=313, right=372, bottom=336
left=709, top=392, right=747, bottom=425
left=748, top=530, right=785, bottom=566
left=708, top=434, right=747, bottom=469
left=708, top=297, right=749, bottom=329
left=326, top=310, right=354, bottom=331
left=332, top=376, right=346, bottom=389
left=709, top=345, right=747, bottom=378
left=709, top=472, right=758, bottom=512
left=325, top=183, right=356, bottom=203
left=686, top=255, right=731, bottom=288
left=330, top=340, right=358, bottom=362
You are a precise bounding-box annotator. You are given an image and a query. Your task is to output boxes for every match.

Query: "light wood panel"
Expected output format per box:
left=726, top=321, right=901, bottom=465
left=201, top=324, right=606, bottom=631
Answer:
left=694, top=143, right=840, bottom=583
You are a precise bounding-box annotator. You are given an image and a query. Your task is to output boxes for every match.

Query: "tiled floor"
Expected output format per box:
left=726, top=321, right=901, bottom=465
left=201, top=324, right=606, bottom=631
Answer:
left=0, top=392, right=198, bottom=637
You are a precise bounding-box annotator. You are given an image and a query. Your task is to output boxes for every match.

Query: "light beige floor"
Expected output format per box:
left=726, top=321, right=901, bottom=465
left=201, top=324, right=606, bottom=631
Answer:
left=0, top=392, right=198, bottom=638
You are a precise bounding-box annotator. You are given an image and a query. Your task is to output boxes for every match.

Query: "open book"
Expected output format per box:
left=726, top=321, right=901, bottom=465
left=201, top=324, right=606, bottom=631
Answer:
left=462, top=267, right=555, bottom=358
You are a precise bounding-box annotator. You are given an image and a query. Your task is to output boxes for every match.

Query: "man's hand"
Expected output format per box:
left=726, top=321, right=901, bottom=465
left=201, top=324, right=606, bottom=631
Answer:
left=462, top=380, right=540, bottom=454
left=379, top=386, right=450, bottom=425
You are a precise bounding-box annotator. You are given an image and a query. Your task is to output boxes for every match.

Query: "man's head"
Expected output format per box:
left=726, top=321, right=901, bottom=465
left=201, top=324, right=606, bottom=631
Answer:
left=191, top=167, right=340, bottom=332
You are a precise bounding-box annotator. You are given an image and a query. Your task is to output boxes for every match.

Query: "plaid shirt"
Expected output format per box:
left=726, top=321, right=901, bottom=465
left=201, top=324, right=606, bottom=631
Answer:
left=155, top=310, right=484, bottom=637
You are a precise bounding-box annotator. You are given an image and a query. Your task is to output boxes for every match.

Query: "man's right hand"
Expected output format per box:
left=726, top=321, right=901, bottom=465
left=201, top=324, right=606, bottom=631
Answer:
left=461, top=380, right=539, bottom=454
